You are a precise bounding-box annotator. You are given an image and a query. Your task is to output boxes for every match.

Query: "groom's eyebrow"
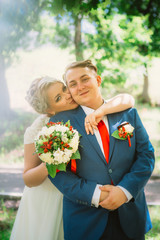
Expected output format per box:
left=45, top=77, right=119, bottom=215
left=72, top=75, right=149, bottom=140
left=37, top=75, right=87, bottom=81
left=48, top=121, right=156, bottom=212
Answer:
left=80, top=74, right=90, bottom=79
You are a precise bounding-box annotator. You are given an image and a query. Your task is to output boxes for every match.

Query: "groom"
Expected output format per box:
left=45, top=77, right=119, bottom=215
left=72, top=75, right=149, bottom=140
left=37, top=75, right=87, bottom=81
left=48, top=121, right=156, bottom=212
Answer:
left=49, top=60, right=155, bottom=240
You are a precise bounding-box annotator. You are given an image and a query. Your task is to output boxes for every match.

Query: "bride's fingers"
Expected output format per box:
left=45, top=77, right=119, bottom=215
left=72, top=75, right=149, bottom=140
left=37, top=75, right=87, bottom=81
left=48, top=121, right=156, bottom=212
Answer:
left=85, top=122, right=94, bottom=135
left=90, top=124, right=98, bottom=130
left=85, top=116, right=98, bottom=126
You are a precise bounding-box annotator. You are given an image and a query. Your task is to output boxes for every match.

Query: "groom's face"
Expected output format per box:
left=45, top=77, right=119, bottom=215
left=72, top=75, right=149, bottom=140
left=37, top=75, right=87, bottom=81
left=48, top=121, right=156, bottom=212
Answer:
left=66, top=67, right=102, bottom=109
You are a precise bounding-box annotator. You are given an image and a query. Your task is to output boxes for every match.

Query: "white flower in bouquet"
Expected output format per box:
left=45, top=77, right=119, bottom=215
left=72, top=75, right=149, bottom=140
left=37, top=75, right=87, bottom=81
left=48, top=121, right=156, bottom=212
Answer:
left=69, top=131, right=79, bottom=152
left=40, top=152, right=53, bottom=164
left=53, top=148, right=72, bottom=164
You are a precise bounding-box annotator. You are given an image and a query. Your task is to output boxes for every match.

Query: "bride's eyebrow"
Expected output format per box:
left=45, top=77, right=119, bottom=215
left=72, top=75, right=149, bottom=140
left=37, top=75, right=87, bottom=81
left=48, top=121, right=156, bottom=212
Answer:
left=54, top=93, right=60, bottom=100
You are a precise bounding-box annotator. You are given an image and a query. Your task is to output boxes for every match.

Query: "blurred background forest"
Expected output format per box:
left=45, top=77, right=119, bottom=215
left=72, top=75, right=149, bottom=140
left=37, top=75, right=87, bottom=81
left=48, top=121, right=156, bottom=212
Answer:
left=0, top=1, right=160, bottom=239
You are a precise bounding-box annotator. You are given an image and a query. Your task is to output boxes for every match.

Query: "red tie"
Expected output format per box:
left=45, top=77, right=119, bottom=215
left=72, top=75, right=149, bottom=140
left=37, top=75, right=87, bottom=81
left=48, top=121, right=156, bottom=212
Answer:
left=97, top=120, right=110, bottom=164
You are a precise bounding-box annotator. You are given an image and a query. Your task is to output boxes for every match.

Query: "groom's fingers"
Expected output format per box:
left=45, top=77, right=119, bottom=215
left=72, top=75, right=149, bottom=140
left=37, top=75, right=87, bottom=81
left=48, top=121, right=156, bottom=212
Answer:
left=99, top=185, right=113, bottom=191
left=99, top=186, right=127, bottom=210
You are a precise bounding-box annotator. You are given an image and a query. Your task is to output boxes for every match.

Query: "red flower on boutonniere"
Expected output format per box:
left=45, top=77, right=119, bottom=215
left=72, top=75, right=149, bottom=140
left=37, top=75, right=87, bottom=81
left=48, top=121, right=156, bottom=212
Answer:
left=111, top=121, right=134, bottom=147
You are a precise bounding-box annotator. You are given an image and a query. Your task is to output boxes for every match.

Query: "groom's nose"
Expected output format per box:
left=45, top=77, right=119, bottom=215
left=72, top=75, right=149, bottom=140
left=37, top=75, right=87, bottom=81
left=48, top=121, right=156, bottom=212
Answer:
left=77, top=81, right=84, bottom=91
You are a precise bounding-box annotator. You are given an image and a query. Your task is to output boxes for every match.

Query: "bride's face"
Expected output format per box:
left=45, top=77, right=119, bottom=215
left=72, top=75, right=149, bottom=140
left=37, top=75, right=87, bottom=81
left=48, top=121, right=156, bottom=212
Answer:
left=46, top=82, right=78, bottom=115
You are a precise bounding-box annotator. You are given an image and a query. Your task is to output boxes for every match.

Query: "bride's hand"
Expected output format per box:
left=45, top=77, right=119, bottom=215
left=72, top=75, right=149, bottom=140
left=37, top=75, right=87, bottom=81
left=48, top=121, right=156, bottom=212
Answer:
left=84, top=108, right=104, bottom=135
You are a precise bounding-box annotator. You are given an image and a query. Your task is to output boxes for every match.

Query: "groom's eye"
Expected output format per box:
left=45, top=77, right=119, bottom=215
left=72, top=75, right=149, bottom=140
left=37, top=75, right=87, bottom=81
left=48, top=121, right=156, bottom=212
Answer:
left=69, top=82, right=77, bottom=87
left=82, top=77, right=89, bottom=82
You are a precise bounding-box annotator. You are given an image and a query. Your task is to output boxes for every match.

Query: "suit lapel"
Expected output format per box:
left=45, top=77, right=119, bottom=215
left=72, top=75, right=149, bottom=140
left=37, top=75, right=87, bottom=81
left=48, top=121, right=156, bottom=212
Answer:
left=74, top=106, right=107, bottom=164
left=108, top=114, right=122, bottom=161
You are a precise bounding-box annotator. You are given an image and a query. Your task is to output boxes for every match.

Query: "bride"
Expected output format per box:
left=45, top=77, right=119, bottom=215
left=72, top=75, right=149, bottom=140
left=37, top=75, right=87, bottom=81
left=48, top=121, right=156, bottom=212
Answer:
left=10, top=76, right=134, bottom=240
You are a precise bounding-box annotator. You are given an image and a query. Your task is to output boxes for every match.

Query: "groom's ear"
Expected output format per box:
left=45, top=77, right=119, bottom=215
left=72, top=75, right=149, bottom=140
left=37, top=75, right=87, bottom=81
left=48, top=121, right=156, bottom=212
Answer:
left=97, top=75, right=102, bottom=87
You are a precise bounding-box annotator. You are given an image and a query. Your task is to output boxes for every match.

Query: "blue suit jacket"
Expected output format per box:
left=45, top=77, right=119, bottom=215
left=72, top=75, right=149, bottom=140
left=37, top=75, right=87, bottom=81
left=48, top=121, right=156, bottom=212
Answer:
left=49, top=106, right=155, bottom=240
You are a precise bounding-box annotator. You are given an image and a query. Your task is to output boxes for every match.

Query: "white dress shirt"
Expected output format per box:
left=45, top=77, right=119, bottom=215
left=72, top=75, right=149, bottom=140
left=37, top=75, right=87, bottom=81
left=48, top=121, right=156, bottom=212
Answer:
left=81, top=104, right=132, bottom=208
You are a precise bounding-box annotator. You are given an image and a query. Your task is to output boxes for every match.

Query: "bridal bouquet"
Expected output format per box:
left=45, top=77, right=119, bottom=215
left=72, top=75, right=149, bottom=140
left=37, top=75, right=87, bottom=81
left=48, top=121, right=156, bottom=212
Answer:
left=34, top=120, right=81, bottom=178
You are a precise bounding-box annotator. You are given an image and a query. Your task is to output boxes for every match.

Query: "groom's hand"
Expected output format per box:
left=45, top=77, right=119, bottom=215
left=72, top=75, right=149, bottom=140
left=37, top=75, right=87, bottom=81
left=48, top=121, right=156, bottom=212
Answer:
left=99, top=185, right=127, bottom=210
left=99, top=189, right=109, bottom=202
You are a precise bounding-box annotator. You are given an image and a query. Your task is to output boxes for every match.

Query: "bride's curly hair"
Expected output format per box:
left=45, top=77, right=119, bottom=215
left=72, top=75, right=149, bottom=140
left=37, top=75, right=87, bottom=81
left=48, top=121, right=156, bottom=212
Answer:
left=25, top=76, right=63, bottom=114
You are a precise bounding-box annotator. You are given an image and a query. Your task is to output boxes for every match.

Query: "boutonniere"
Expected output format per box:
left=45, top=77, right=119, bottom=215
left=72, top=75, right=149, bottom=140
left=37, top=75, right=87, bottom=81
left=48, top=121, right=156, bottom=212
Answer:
left=111, top=121, right=134, bottom=147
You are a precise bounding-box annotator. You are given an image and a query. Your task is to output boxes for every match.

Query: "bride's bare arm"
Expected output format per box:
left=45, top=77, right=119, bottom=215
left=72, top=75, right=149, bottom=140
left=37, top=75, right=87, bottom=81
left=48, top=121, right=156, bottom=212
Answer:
left=23, top=143, right=48, bottom=187
left=85, top=93, right=135, bottom=134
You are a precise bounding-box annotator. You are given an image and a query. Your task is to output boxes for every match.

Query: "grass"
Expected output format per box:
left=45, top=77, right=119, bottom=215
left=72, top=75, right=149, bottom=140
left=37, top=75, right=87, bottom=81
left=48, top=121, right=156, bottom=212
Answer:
left=0, top=200, right=17, bottom=240
left=146, top=206, right=160, bottom=240
left=0, top=200, right=159, bottom=240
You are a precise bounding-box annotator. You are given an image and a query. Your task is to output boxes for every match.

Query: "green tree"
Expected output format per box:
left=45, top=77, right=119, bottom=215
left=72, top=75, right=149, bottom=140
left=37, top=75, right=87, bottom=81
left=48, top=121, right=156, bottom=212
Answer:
left=84, top=0, right=160, bottom=103
left=45, top=0, right=110, bottom=61
left=0, top=0, right=44, bottom=120
left=108, top=0, right=160, bottom=102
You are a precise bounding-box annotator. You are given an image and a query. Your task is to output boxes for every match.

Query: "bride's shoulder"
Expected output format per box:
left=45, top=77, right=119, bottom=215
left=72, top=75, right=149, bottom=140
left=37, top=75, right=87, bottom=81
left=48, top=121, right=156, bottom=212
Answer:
left=24, top=115, right=49, bottom=144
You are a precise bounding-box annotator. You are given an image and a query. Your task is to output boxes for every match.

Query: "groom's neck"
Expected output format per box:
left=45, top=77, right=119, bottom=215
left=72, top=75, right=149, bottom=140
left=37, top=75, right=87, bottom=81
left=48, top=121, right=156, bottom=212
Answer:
left=82, top=97, right=104, bottom=110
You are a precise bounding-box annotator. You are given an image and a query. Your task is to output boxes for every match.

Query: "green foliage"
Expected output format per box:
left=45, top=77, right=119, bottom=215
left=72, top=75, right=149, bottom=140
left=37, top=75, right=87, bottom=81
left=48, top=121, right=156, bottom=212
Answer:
left=146, top=206, right=160, bottom=239
left=0, top=0, right=45, bottom=65
left=108, top=0, right=160, bottom=53
left=85, top=6, right=154, bottom=87
left=0, top=110, right=37, bottom=155
left=43, top=0, right=110, bottom=59
left=0, top=200, right=16, bottom=240
left=71, top=150, right=81, bottom=160
left=46, top=0, right=110, bottom=16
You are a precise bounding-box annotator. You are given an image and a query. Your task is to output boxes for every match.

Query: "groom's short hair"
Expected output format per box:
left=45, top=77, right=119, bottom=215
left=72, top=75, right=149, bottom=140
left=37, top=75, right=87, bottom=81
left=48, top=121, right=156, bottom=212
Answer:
left=63, top=59, right=97, bottom=82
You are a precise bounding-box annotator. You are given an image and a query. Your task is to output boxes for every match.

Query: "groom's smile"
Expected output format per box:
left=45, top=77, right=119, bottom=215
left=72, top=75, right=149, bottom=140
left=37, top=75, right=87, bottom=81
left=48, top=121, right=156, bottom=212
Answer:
left=79, top=90, right=89, bottom=96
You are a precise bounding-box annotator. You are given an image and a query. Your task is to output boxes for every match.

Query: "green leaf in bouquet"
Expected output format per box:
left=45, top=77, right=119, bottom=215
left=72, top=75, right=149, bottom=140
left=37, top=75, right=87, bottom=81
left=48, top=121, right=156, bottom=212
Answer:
left=71, top=150, right=81, bottom=159
left=111, top=130, right=126, bottom=140
left=37, top=148, right=45, bottom=154
left=65, top=120, right=71, bottom=127
left=46, top=163, right=57, bottom=178
left=57, top=163, right=67, bottom=171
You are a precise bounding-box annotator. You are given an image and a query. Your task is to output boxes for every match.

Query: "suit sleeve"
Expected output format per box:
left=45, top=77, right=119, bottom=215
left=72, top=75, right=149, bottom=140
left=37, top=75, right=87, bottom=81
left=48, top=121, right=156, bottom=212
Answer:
left=48, top=114, right=97, bottom=206
left=118, top=108, right=155, bottom=200
left=48, top=171, right=97, bottom=206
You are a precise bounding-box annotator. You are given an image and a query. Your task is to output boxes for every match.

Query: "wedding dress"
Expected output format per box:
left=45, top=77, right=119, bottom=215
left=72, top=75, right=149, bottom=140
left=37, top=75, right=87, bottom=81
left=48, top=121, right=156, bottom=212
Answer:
left=10, top=115, right=64, bottom=240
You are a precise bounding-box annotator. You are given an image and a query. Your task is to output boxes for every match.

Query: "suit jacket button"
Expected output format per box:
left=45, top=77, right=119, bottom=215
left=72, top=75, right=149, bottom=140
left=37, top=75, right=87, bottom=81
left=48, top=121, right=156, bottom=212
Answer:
left=109, top=169, right=112, bottom=174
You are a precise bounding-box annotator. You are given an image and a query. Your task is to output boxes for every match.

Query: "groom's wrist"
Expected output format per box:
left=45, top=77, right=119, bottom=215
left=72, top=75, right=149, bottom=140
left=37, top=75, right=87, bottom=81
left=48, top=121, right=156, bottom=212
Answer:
left=91, top=184, right=102, bottom=208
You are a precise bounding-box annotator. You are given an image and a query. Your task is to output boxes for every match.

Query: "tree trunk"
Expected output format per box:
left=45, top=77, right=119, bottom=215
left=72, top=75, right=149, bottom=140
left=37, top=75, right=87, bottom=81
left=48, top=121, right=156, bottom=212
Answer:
left=74, top=14, right=83, bottom=61
left=141, top=64, right=151, bottom=103
left=0, top=55, right=12, bottom=120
